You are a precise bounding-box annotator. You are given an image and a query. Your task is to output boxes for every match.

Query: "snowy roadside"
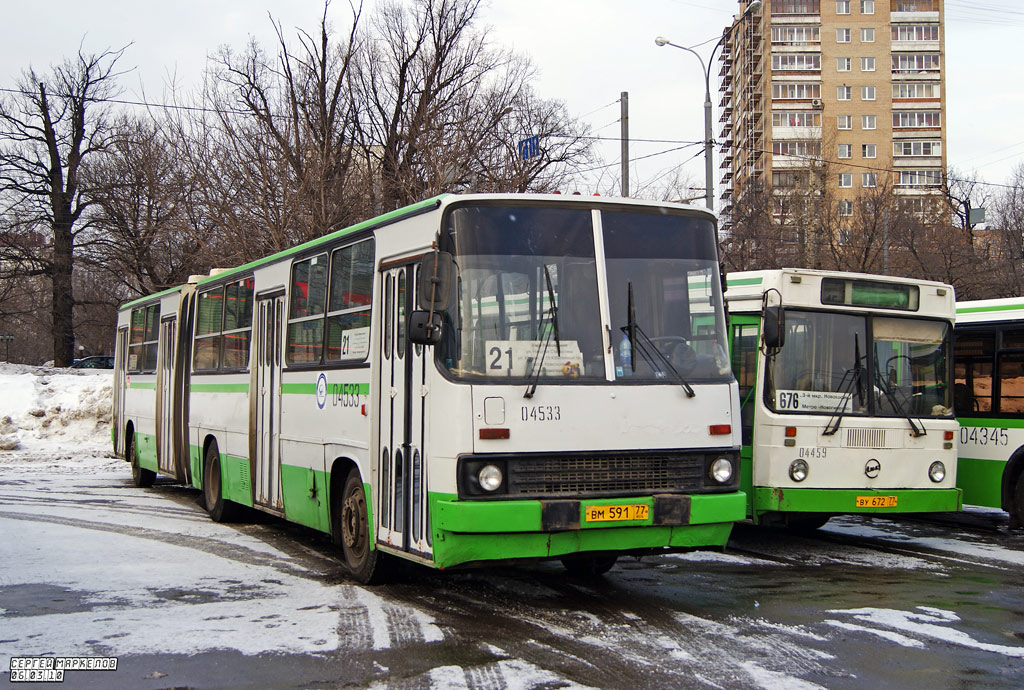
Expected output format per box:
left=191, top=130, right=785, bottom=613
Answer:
left=0, top=362, right=116, bottom=468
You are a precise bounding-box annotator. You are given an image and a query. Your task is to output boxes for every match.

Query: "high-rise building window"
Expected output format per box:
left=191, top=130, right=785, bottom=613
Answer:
left=773, top=111, right=822, bottom=126
left=838, top=86, right=852, bottom=100
left=894, top=140, right=941, bottom=156
left=861, top=27, right=875, bottom=42
left=893, top=83, right=940, bottom=99
left=862, top=144, right=876, bottom=158
left=772, top=54, right=822, bottom=71
left=837, top=114, right=852, bottom=129
left=862, top=114, right=876, bottom=129
left=892, top=54, right=940, bottom=73
left=837, top=1, right=851, bottom=14
left=837, top=57, right=851, bottom=71
left=771, top=26, right=822, bottom=44
left=837, top=28, right=851, bottom=42
left=839, top=200, right=854, bottom=216
left=839, top=173, right=853, bottom=187
left=861, top=85, right=876, bottom=100
left=892, top=24, right=939, bottom=41
left=861, top=57, right=875, bottom=71
left=838, top=144, right=852, bottom=158
left=772, top=82, right=822, bottom=99
left=893, top=111, right=941, bottom=128
left=771, top=0, right=821, bottom=14
left=862, top=172, right=877, bottom=187
left=896, top=170, right=942, bottom=187
left=860, top=0, right=875, bottom=13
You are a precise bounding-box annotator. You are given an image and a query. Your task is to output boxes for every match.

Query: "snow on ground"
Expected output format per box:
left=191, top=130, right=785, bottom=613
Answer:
left=0, top=364, right=445, bottom=668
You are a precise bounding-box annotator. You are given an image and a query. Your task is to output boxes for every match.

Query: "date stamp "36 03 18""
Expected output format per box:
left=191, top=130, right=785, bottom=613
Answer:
left=8, top=657, right=117, bottom=683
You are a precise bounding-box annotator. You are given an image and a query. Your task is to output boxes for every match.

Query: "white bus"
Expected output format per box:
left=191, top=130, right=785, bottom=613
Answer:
left=953, top=297, right=1024, bottom=527
left=113, top=194, right=746, bottom=581
left=725, top=269, right=961, bottom=529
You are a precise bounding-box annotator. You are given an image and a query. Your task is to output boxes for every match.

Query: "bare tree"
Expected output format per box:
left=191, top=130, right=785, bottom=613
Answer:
left=0, top=47, right=127, bottom=365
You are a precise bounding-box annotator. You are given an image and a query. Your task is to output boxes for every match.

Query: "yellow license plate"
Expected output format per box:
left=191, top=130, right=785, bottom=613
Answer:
left=585, top=504, right=649, bottom=522
left=856, top=495, right=898, bottom=508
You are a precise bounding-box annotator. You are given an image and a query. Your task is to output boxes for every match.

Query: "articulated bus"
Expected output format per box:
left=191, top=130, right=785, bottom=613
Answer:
left=113, top=194, right=746, bottom=581
left=953, top=297, right=1024, bottom=527
left=725, top=269, right=961, bottom=529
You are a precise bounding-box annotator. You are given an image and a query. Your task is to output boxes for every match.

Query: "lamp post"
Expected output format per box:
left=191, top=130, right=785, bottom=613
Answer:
left=656, top=0, right=762, bottom=211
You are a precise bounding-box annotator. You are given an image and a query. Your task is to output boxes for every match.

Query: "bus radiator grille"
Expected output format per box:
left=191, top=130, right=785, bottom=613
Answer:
left=507, top=452, right=706, bottom=497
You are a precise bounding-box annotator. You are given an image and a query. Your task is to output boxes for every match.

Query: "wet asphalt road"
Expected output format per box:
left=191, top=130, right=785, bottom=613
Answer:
left=2, top=466, right=1023, bottom=689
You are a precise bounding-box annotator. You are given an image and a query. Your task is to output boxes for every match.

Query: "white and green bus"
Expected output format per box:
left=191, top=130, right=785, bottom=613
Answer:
left=953, top=297, right=1024, bottom=527
left=725, top=269, right=962, bottom=529
left=113, top=194, right=746, bottom=581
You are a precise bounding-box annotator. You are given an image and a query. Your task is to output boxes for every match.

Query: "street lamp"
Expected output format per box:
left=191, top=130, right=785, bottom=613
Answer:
left=656, top=0, right=762, bottom=211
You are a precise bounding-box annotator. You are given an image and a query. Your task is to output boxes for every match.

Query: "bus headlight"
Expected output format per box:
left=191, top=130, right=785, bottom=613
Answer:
left=478, top=464, right=504, bottom=492
left=928, top=461, right=946, bottom=483
left=789, top=459, right=809, bottom=482
left=709, top=457, right=734, bottom=484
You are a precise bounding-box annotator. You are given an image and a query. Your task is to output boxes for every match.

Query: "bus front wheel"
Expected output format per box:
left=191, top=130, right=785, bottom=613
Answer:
left=334, top=469, right=382, bottom=584
left=1012, top=477, right=1024, bottom=530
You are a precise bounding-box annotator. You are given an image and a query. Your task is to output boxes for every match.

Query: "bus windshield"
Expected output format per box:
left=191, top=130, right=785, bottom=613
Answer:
left=766, top=310, right=952, bottom=418
left=438, top=203, right=732, bottom=384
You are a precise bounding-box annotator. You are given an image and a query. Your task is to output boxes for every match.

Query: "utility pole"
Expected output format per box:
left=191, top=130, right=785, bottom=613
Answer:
left=620, top=92, right=629, bottom=197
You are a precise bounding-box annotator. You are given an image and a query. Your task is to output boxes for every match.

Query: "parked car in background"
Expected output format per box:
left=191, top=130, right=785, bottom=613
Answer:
left=71, top=355, right=114, bottom=369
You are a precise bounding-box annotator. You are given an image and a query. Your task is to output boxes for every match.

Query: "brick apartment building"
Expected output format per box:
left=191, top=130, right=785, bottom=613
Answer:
left=719, top=0, right=946, bottom=221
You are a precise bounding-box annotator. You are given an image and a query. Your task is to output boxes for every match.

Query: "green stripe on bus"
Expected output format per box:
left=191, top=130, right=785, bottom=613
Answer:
left=129, top=382, right=157, bottom=390
left=281, top=382, right=371, bottom=395
left=751, top=486, right=962, bottom=515
left=959, top=417, right=1024, bottom=429
left=956, top=303, right=1024, bottom=315
left=190, top=383, right=250, bottom=393
left=726, top=277, right=764, bottom=287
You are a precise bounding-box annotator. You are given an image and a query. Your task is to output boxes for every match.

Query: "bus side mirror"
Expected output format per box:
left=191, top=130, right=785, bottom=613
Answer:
left=417, top=251, right=454, bottom=312
left=763, top=306, right=785, bottom=349
left=409, top=310, right=443, bottom=346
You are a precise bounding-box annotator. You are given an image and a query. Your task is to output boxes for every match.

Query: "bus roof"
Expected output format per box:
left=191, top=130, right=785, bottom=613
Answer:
left=725, top=268, right=955, bottom=319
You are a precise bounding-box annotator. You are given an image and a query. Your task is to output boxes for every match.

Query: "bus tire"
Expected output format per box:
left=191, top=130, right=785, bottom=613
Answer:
left=1012, top=476, right=1024, bottom=530
left=203, top=443, right=238, bottom=522
left=560, top=553, right=618, bottom=577
left=334, top=468, right=382, bottom=584
left=128, top=433, right=155, bottom=488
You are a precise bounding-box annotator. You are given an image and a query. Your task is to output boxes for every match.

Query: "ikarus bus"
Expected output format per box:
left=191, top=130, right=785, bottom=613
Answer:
left=953, top=297, right=1024, bottom=527
left=725, top=269, right=962, bottom=529
left=113, top=194, right=746, bottom=581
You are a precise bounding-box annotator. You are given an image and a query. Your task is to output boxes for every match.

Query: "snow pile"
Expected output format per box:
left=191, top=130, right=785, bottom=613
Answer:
left=0, top=363, right=113, bottom=460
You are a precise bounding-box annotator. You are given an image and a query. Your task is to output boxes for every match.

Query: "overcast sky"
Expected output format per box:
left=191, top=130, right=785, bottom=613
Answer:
left=3, top=0, right=1022, bottom=204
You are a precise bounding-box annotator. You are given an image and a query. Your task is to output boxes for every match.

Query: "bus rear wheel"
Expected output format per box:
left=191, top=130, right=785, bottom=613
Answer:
left=334, top=468, right=382, bottom=584
left=560, top=553, right=618, bottom=577
left=128, top=433, right=155, bottom=488
left=203, top=443, right=239, bottom=522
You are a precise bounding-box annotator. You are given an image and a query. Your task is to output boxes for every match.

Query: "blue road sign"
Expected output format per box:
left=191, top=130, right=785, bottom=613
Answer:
left=518, top=135, right=540, bottom=160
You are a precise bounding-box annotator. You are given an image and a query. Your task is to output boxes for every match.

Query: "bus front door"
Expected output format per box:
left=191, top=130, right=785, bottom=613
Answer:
left=378, top=264, right=431, bottom=557
left=251, top=293, right=285, bottom=513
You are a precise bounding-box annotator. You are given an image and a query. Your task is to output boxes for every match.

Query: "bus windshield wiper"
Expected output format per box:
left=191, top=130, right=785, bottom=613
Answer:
left=623, top=282, right=695, bottom=398
left=874, top=360, right=926, bottom=437
left=823, top=335, right=864, bottom=436
left=524, top=265, right=561, bottom=399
